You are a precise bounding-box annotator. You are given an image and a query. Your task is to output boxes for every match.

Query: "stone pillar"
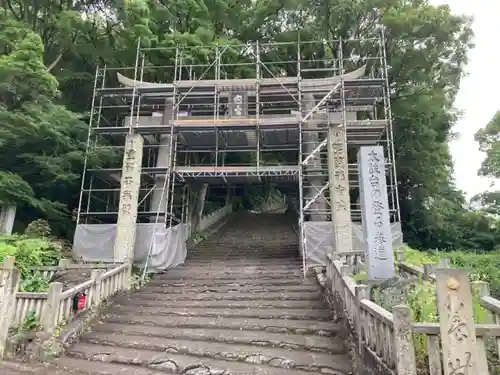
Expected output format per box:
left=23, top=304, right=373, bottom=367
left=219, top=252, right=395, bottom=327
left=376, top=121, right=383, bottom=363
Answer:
left=327, top=124, right=353, bottom=254
left=114, top=133, right=143, bottom=263
left=435, top=269, right=480, bottom=374
left=357, top=145, right=395, bottom=280
left=0, top=205, right=16, bottom=234
left=150, top=99, right=174, bottom=222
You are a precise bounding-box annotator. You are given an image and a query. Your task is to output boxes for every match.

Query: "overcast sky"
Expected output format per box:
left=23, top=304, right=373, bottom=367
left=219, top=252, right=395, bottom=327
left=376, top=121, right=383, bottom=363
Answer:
left=428, top=0, right=499, bottom=198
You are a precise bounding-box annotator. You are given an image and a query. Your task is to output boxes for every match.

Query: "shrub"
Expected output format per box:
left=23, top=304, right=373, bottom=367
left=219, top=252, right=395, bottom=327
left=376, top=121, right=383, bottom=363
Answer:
left=19, top=271, right=51, bottom=292
left=0, top=234, right=62, bottom=277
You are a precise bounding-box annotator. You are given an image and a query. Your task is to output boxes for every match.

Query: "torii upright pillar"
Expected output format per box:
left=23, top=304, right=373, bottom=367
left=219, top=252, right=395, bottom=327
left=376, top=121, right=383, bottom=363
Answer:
left=149, top=98, right=175, bottom=222
left=327, top=118, right=354, bottom=255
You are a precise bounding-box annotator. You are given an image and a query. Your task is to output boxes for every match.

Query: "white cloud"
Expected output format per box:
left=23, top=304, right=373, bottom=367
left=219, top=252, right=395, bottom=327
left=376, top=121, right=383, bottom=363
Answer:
left=428, top=0, right=499, bottom=198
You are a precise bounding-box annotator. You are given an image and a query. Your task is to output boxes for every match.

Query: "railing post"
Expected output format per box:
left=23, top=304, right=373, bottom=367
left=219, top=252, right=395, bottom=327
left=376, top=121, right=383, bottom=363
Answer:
left=340, top=265, right=351, bottom=277
left=423, top=263, right=436, bottom=280
left=472, top=280, right=493, bottom=323
left=355, top=284, right=369, bottom=354
left=438, top=258, right=451, bottom=268
left=0, top=256, right=19, bottom=359
left=125, top=261, right=133, bottom=290
left=58, top=258, right=72, bottom=268
left=392, top=305, right=417, bottom=375
left=43, top=282, right=63, bottom=333
left=91, top=270, right=103, bottom=307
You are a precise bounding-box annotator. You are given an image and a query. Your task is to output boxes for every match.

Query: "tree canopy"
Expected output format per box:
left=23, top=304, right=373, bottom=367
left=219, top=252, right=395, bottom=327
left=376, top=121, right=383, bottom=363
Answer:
left=0, top=0, right=496, bottom=250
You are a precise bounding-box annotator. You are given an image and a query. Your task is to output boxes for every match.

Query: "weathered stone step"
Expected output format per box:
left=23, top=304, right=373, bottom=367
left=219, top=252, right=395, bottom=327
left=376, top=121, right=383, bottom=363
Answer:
left=115, top=296, right=324, bottom=309
left=76, top=334, right=352, bottom=374
left=55, top=358, right=165, bottom=374
left=189, top=250, right=299, bottom=259
left=0, top=361, right=86, bottom=375
left=164, top=262, right=303, bottom=277
left=103, top=314, right=341, bottom=336
left=148, top=275, right=317, bottom=287
left=153, top=274, right=310, bottom=283
left=112, top=306, right=331, bottom=320
left=119, top=290, right=322, bottom=301
left=161, top=270, right=305, bottom=279
left=141, top=284, right=317, bottom=294
left=90, top=323, right=346, bottom=353
left=187, top=256, right=300, bottom=262
left=176, top=261, right=303, bottom=269
left=65, top=344, right=341, bottom=375
left=190, top=247, right=298, bottom=252
left=199, top=249, right=296, bottom=253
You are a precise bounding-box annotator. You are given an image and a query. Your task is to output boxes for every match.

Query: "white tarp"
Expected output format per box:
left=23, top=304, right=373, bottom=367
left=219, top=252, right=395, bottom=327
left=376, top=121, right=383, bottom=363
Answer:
left=304, top=221, right=404, bottom=266
left=72, top=223, right=189, bottom=272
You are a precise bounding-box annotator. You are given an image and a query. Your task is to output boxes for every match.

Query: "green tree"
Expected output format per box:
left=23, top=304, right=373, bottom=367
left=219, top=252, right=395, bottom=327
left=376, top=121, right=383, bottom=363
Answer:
left=0, top=0, right=486, bottom=251
left=0, top=14, right=88, bottom=235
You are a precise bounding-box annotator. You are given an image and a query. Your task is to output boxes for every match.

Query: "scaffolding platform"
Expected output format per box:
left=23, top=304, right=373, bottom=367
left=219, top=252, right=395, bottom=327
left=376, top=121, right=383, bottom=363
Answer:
left=77, top=36, right=400, bottom=247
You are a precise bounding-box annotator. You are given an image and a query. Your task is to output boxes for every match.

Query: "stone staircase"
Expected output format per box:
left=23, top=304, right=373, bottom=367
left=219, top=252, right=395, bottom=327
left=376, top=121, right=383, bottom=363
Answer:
left=1, top=213, right=353, bottom=375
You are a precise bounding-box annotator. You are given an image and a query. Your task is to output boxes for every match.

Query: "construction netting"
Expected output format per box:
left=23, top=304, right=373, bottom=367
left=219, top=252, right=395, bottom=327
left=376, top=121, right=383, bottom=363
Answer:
left=303, top=221, right=403, bottom=266
left=72, top=223, right=189, bottom=272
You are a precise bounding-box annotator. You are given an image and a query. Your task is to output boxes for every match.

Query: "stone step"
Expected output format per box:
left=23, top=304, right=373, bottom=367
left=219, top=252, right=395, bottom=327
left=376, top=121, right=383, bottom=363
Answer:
left=188, top=255, right=300, bottom=261
left=186, top=256, right=301, bottom=265
left=64, top=344, right=342, bottom=375
left=102, top=314, right=341, bottom=336
left=111, top=305, right=332, bottom=321
left=140, top=284, right=318, bottom=294
left=153, top=272, right=306, bottom=281
left=115, top=296, right=324, bottom=309
left=187, top=255, right=300, bottom=261
left=154, top=274, right=308, bottom=282
left=151, top=275, right=312, bottom=284
left=89, top=323, right=346, bottom=353
left=190, top=246, right=298, bottom=251
left=55, top=358, right=166, bottom=374
left=190, top=244, right=298, bottom=250
left=0, top=361, right=87, bottom=375
left=117, top=290, right=322, bottom=302
left=73, top=335, right=352, bottom=374
left=166, top=263, right=303, bottom=272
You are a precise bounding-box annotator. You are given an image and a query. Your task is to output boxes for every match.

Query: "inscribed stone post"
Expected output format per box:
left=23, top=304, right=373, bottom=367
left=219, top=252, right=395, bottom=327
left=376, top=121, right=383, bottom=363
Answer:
left=0, top=206, right=16, bottom=235
left=435, top=269, right=478, bottom=375
left=327, top=124, right=352, bottom=254
left=114, top=133, right=143, bottom=262
left=357, top=146, right=395, bottom=280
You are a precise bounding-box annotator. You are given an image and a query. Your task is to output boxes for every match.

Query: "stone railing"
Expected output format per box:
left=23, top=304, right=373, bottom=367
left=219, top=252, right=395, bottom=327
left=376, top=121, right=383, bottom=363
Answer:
left=0, top=257, right=131, bottom=359
left=322, top=256, right=409, bottom=374
left=319, top=252, right=500, bottom=375
left=198, top=203, right=232, bottom=232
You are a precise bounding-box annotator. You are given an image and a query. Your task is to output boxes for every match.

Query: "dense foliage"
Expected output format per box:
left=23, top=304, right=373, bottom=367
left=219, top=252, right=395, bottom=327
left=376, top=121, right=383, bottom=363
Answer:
left=0, top=220, right=64, bottom=291
left=0, top=0, right=497, bottom=250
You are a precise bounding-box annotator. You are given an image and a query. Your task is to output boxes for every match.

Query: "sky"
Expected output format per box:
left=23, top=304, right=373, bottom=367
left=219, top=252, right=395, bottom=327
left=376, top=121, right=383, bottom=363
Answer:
left=429, top=0, right=500, bottom=199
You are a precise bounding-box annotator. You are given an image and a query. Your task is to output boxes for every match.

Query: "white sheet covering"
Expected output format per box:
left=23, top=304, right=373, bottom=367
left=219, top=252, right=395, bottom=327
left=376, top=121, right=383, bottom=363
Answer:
left=303, top=221, right=403, bottom=266
left=72, top=223, right=189, bottom=272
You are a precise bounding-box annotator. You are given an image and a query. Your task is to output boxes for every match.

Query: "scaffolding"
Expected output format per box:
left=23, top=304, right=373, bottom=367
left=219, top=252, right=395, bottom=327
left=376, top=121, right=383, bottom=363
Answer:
left=76, top=31, right=400, bottom=266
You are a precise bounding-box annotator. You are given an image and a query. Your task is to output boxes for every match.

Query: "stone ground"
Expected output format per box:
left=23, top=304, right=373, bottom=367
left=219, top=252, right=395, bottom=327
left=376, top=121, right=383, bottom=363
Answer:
left=0, top=213, right=354, bottom=375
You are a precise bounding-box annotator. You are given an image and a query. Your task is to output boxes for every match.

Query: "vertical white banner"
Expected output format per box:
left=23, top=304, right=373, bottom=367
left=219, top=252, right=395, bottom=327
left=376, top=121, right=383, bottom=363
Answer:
left=357, top=146, right=395, bottom=281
